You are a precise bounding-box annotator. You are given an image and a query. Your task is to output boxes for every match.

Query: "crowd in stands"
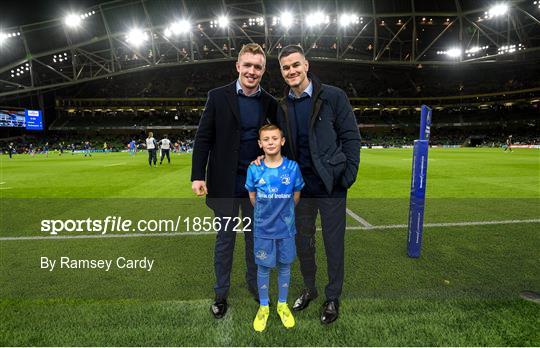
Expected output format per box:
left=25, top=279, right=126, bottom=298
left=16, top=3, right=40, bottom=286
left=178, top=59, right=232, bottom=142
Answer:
left=3, top=58, right=538, bottom=151
left=356, top=104, right=539, bottom=124
left=52, top=110, right=201, bottom=128
left=58, top=59, right=539, bottom=100
left=50, top=102, right=538, bottom=134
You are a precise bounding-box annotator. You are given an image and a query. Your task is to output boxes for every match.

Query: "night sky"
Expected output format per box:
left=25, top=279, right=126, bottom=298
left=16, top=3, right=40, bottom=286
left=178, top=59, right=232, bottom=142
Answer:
left=1, top=0, right=106, bottom=28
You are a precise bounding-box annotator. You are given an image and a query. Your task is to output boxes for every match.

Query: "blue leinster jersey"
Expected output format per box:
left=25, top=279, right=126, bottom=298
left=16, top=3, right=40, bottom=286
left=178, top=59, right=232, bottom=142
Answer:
left=245, top=157, right=304, bottom=239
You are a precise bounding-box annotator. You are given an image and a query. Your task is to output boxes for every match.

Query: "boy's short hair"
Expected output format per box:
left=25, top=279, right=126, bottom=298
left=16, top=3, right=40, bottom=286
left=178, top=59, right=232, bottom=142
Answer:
left=259, top=124, right=284, bottom=138
left=238, top=43, right=266, bottom=60
left=278, top=45, right=305, bottom=61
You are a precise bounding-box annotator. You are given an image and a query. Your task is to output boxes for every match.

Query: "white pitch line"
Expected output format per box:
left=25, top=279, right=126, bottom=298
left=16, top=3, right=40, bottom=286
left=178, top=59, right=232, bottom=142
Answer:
left=346, top=218, right=540, bottom=230
left=0, top=182, right=6, bottom=184
left=346, top=208, right=373, bottom=227
left=2, top=219, right=539, bottom=241
left=104, top=162, right=125, bottom=167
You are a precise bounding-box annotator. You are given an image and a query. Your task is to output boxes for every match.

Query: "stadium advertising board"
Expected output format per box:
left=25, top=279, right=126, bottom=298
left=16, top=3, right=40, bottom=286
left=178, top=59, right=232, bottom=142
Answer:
left=25, top=109, right=44, bottom=130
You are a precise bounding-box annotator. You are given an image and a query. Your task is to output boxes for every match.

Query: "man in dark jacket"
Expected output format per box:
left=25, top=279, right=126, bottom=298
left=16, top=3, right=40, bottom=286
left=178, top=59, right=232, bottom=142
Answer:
left=191, top=43, right=278, bottom=319
left=275, top=45, right=361, bottom=324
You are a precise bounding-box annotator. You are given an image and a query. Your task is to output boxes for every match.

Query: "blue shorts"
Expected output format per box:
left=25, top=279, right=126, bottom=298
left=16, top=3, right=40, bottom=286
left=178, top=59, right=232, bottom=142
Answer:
left=254, top=236, right=296, bottom=268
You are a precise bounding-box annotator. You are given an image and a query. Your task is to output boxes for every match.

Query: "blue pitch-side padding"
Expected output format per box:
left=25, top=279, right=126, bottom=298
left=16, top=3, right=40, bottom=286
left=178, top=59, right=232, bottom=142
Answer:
left=407, top=140, right=429, bottom=258
left=407, top=105, right=432, bottom=258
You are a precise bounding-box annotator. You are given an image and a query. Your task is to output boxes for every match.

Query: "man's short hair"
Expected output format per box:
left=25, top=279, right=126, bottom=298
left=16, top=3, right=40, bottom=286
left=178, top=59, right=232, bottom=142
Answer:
left=278, top=45, right=305, bottom=61
left=259, top=124, right=284, bottom=138
left=238, top=43, right=266, bottom=60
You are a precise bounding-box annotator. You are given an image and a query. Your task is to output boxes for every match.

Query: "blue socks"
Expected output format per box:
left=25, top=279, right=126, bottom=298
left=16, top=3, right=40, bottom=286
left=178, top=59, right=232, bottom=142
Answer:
left=257, top=263, right=291, bottom=305
left=257, top=265, right=270, bottom=306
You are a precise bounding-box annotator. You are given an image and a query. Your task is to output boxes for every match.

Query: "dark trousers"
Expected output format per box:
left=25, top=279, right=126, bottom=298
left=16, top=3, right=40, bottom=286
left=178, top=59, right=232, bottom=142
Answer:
left=295, top=195, right=347, bottom=301
left=160, top=149, right=170, bottom=163
left=148, top=149, right=157, bottom=166
left=213, top=197, right=257, bottom=300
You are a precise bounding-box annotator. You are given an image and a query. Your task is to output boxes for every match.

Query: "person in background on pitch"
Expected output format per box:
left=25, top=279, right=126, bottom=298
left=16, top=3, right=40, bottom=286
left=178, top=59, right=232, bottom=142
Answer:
left=84, top=141, right=92, bottom=157
left=504, top=135, right=513, bottom=152
left=129, top=139, right=137, bottom=156
left=275, top=45, right=361, bottom=325
left=191, top=43, right=278, bottom=319
left=146, top=132, right=157, bottom=167
left=7, top=142, right=14, bottom=158
left=159, top=135, right=171, bottom=164
left=245, top=124, right=304, bottom=332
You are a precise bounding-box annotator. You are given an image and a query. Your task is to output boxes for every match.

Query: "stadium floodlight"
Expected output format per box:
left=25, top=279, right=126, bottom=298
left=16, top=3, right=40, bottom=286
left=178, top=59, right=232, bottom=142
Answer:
left=126, top=28, right=148, bottom=47
left=64, top=11, right=96, bottom=28
left=446, top=48, right=462, bottom=57
left=498, top=43, right=525, bottom=54
left=305, top=11, right=329, bottom=27
left=280, top=11, right=294, bottom=29
left=487, top=4, right=509, bottom=17
left=465, top=45, right=489, bottom=57
left=437, top=48, right=462, bottom=58
left=248, top=17, right=264, bottom=26
left=64, top=14, right=82, bottom=28
left=217, top=16, right=229, bottom=28
left=339, top=13, right=359, bottom=27
left=0, top=31, right=21, bottom=44
left=164, top=19, right=191, bottom=37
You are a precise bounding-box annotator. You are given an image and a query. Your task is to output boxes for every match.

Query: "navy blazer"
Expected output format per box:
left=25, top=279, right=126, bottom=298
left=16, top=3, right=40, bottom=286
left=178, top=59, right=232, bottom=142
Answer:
left=191, top=81, right=278, bottom=213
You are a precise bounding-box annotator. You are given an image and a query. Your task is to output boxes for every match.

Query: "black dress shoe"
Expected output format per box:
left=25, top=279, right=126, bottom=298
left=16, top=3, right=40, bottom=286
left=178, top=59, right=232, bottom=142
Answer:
left=292, top=288, right=318, bottom=312
left=210, top=298, right=228, bottom=319
left=320, top=300, right=339, bottom=324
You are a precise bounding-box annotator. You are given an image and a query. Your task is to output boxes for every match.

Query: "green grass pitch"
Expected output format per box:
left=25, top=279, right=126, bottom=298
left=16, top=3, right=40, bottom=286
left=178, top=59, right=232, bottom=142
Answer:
left=1, top=148, right=539, bottom=346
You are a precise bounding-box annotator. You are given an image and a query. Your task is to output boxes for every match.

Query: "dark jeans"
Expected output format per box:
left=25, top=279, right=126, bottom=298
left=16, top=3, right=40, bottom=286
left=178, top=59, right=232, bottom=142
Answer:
left=148, top=149, right=157, bottom=166
left=213, top=197, right=257, bottom=300
left=160, top=149, right=170, bottom=163
left=295, top=194, right=347, bottom=301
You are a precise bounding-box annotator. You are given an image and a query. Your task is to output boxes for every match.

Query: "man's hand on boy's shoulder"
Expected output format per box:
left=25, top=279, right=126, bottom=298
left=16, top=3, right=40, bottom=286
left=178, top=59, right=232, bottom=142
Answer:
left=251, top=155, right=265, bottom=166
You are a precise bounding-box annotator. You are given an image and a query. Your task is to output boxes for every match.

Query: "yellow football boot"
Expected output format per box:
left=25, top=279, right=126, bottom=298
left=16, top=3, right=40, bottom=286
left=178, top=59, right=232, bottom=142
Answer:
left=253, top=305, right=270, bottom=332
left=277, top=302, right=295, bottom=329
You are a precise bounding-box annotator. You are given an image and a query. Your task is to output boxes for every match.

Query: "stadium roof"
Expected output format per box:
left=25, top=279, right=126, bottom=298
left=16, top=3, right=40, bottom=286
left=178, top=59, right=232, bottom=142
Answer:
left=1, top=0, right=539, bottom=98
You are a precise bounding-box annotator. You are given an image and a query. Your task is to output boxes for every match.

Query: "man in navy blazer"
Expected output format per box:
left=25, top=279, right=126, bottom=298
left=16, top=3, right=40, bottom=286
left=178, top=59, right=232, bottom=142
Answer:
left=275, top=45, right=361, bottom=325
left=191, top=43, right=278, bottom=319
